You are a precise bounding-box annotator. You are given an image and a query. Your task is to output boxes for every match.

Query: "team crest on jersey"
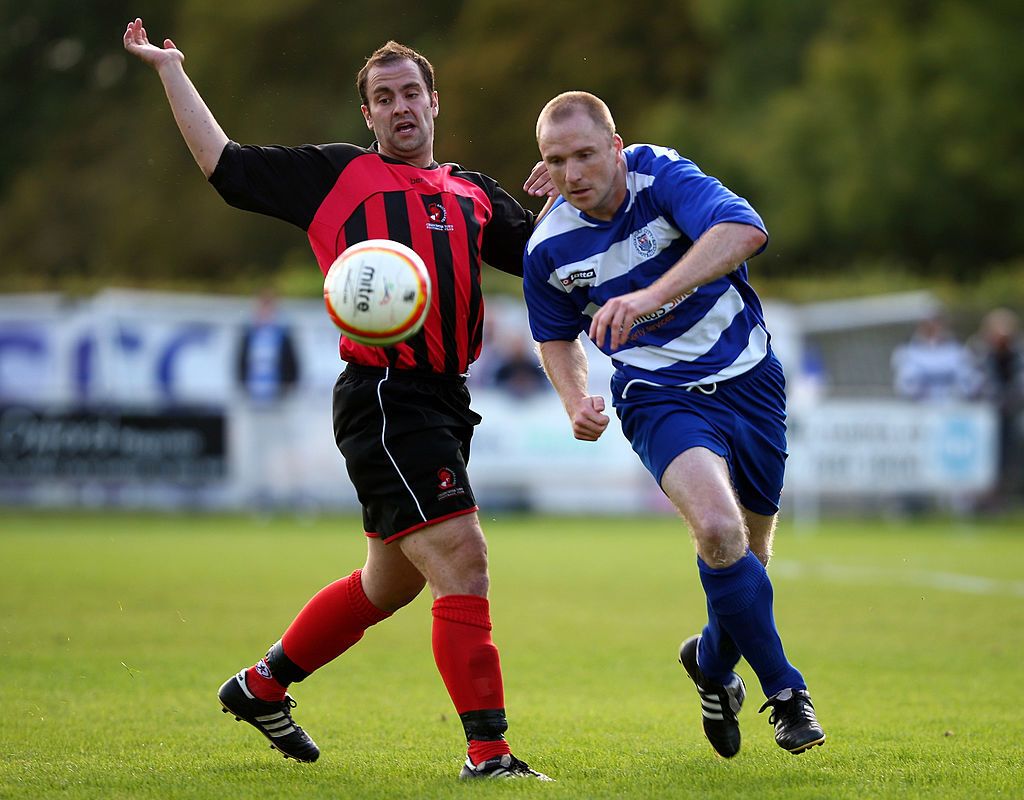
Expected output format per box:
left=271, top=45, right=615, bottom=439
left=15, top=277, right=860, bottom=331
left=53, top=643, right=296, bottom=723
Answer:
left=632, top=226, right=658, bottom=257
left=436, top=467, right=465, bottom=501
left=426, top=202, right=454, bottom=232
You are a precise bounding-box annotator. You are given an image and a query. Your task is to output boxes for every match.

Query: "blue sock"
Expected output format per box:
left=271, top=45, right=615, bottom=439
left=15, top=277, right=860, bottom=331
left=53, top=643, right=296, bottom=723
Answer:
left=698, top=550, right=806, bottom=697
left=697, top=598, right=741, bottom=684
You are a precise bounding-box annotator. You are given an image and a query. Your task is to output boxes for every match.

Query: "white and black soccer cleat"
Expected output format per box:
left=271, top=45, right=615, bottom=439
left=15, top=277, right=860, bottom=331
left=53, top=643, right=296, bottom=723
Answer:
left=679, top=634, right=746, bottom=758
left=218, top=671, right=320, bottom=762
left=759, top=688, right=825, bottom=754
left=459, top=753, right=553, bottom=780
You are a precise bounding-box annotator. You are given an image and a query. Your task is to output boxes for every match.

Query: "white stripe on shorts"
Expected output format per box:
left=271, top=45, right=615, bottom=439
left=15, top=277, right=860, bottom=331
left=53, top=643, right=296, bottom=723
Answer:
left=376, top=368, right=427, bottom=523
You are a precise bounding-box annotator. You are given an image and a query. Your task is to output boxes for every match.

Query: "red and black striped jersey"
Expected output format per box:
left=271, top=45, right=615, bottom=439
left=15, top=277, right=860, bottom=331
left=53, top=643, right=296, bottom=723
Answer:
left=210, top=141, right=534, bottom=375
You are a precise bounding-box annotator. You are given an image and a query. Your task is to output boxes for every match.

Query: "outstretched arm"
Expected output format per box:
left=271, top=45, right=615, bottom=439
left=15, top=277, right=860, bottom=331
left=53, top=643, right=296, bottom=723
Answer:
left=538, top=339, right=610, bottom=442
left=123, top=18, right=229, bottom=177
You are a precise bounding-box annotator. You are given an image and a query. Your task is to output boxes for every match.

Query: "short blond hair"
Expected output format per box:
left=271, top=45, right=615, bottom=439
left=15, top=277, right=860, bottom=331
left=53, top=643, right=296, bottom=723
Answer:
left=536, top=91, right=615, bottom=140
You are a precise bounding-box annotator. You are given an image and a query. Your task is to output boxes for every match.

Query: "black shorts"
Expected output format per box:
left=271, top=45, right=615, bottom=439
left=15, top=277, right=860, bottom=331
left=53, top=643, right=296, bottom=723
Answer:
left=333, top=365, right=481, bottom=543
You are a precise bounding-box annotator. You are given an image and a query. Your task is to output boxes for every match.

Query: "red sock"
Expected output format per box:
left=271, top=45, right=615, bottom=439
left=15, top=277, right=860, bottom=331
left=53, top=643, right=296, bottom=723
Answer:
left=244, top=662, right=288, bottom=702
left=467, top=738, right=512, bottom=764
left=245, top=569, right=390, bottom=702
left=282, top=569, right=391, bottom=672
left=431, top=594, right=511, bottom=763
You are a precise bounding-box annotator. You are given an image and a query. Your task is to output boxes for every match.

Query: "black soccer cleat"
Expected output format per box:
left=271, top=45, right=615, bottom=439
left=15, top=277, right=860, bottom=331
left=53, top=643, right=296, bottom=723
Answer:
left=758, top=688, right=826, bottom=754
left=459, top=754, right=554, bottom=781
left=679, top=634, right=746, bottom=758
left=218, top=671, right=320, bottom=762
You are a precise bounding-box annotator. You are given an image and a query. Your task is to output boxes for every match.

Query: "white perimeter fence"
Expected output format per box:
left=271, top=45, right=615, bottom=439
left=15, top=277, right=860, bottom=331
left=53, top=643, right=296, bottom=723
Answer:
left=0, top=289, right=995, bottom=515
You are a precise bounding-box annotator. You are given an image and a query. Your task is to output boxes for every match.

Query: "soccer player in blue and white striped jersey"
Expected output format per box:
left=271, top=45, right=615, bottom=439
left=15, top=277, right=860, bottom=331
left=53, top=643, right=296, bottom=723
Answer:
left=523, top=91, right=825, bottom=758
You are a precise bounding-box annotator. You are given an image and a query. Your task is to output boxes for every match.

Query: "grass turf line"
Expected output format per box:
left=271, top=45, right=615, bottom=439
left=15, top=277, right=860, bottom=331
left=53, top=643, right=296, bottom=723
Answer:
left=2, top=511, right=1023, bottom=799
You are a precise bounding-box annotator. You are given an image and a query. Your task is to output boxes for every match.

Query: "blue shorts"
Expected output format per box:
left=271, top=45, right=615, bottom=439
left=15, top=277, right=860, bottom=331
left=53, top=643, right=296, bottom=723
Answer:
left=610, top=354, right=788, bottom=515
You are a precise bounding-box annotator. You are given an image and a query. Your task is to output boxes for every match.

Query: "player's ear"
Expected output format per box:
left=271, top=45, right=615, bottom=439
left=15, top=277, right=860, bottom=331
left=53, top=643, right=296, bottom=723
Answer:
left=431, top=92, right=439, bottom=119
left=360, top=105, right=373, bottom=130
left=613, top=133, right=623, bottom=155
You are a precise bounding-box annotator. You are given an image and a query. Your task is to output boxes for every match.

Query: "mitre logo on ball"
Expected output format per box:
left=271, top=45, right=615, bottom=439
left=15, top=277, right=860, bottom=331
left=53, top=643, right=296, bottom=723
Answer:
left=323, top=239, right=433, bottom=347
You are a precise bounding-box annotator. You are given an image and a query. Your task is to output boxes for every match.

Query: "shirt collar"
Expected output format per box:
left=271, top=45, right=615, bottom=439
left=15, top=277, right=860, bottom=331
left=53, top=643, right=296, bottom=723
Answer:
left=369, top=140, right=439, bottom=170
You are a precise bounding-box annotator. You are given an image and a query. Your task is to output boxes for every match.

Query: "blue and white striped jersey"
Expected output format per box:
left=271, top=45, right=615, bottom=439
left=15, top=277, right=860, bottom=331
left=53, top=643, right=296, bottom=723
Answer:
left=524, top=143, right=771, bottom=388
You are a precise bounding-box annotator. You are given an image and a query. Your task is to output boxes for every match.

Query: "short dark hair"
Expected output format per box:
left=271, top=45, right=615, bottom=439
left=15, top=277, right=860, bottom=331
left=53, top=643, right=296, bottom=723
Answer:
left=356, top=41, right=436, bottom=106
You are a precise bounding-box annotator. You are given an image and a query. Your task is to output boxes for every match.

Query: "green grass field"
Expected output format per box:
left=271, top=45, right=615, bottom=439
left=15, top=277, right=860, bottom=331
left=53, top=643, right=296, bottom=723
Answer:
left=2, top=511, right=1023, bottom=799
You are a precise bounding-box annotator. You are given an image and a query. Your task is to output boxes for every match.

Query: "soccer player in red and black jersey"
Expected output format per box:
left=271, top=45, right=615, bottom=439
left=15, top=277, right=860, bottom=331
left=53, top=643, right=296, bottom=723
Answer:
left=124, top=18, right=554, bottom=781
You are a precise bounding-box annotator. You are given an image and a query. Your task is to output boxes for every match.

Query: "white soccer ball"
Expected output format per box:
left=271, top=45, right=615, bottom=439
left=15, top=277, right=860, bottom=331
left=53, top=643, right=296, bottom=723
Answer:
left=323, top=239, right=432, bottom=346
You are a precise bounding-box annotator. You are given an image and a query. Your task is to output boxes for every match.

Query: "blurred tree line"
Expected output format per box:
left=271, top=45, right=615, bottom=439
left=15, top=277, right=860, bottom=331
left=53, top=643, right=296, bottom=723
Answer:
left=1, top=0, right=1021, bottom=300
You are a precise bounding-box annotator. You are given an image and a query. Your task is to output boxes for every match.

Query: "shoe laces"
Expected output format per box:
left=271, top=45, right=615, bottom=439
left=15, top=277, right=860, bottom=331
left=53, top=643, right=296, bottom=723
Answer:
left=265, top=694, right=297, bottom=712
left=277, top=695, right=302, bottom=725
left=480, top=754, right=525, bottom=772
left=759, top=690, right=814, bottom=726
left=477, top=754, right=529, bottom=775
left=507, top=756, right=554, bottom=781
left=506, top=756, right=533, bottom=774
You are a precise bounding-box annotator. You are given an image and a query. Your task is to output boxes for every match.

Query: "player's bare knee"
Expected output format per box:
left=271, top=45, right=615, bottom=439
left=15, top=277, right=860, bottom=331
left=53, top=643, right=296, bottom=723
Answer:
left=691, top=513, right=746, bottom=568
left=403, top=527, right=490, bottom=597
left=449, top=538, right=490, bottom=591
left=456, top=571, right=490, bottom=598
left=429, top=561, right=489, bottom=598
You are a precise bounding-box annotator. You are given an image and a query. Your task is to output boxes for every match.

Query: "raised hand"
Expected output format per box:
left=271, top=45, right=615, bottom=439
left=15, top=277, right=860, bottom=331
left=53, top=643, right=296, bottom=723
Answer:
left=121, top=17, right=227, bottom=176
left=123, top=17, right=184, bottom=71
left=523, top=161, right=558, bottom=198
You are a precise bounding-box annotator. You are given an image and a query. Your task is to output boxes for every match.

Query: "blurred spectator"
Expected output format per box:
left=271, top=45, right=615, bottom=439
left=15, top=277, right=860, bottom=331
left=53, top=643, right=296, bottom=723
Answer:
left=970, top=308, right=1024, bottom=509
left=891, top=314, right=981, bottom=402
left=891, top=314, right=982, bottom=515
left=470, top=302, right=549, bottom=399
left=491, top=337, right=548, bottom=399
left=787, top=340, right=828, bottom=409
left=236, top=290, right=300, bottom=405
left=235, top=290, right=301, bottom=509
